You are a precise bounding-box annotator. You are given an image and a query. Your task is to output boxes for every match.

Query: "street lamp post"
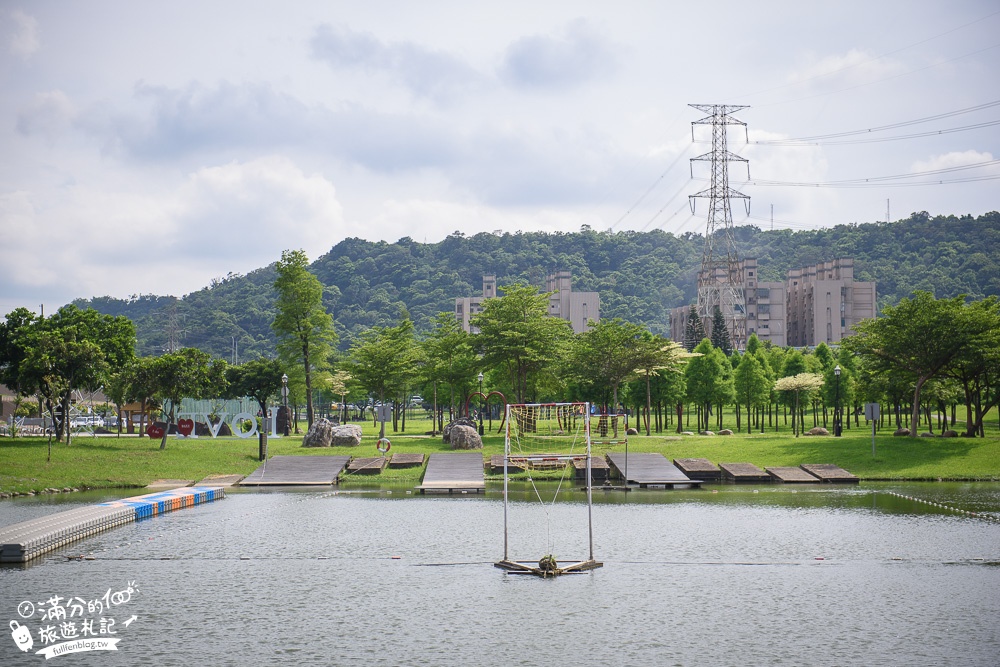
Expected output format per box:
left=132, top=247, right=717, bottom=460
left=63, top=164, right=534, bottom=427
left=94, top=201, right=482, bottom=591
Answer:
left=477, top=372, right=484, bottom=436
left=834, top=365, right=842, bottom=437
left=281, top=373, right=289, bottom=437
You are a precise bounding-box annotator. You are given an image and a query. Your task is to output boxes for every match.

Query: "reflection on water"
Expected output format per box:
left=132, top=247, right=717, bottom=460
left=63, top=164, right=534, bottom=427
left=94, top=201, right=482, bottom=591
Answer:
left=1, top=483, right=999, bottom=666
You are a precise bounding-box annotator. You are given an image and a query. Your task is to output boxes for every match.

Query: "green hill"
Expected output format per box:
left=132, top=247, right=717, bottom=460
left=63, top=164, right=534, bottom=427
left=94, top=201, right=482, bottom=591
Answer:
left=73, top=211, right=1000, bottom=358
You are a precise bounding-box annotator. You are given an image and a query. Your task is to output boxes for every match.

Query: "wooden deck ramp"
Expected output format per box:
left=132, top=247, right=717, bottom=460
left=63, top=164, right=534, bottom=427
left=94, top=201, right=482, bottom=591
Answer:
left=719, top=462, right=771, bottom=483
left=800, top=463, right=859, bottom=484
left=606, top=452, right=703, bottom=488
left=674, top=458, right=722, bottom=481
left=416, top=453, right=485, bottom=494
left=766, top=466, right=821, bottom=483
left=239, top=455, right=350, bottom=486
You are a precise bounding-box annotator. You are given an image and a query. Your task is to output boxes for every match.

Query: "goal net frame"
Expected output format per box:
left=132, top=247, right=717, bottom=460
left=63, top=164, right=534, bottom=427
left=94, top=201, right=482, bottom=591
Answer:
left=498, top=402, right=599, bottom=573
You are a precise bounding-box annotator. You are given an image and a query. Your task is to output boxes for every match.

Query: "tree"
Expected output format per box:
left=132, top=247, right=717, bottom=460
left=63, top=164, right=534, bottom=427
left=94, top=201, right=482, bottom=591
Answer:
left=568, top=319, right=651, bottom=412
left=710, top=306, right=733, bottom=356
left=733, top=352, right=771, bottom=434
left=272, top=249, right=337, bottom=428
left=224, top=358, right=283, bottom=461
left=347, top=318, right=422, bottom=433
left=472, top=283, right=572, bottom=403
left=683, top=304, right=706, bottom=352
left=152, top=348, right=225, bottom=449
left=773, top=373, right=824, bottom=436
left=422, top=312, right=479, bottom=426
left=13, top=306, right=135, bottom=444
left=684, top=338, right=730, bottom=432
left=846, top=292, right=999, bottom=438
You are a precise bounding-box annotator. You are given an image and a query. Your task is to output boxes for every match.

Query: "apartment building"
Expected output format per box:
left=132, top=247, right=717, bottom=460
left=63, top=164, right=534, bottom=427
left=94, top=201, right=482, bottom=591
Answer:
left=455, top=271, right=599, bottom=334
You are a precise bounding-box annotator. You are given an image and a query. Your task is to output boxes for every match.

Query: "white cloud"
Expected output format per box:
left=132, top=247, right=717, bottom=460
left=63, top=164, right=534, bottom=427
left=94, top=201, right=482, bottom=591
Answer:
left=309, top=23, right=481, bottom=101
left=171, top=156, right=343, bottom=260
left=910, top=150, right=995, bottom=174
left=8, top=9, right=39, bottom=58
left=16, top=90, right=74, bottom=139
left=500, top=19, right=616, bottom=89
left=785, top=48, right=905, bottom=90
left=0, top=157, right=343, bottom=307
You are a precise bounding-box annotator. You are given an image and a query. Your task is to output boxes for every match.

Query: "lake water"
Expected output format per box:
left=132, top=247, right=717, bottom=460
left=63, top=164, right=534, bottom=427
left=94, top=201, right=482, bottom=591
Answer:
left=2, top=482, right=999, bottom=666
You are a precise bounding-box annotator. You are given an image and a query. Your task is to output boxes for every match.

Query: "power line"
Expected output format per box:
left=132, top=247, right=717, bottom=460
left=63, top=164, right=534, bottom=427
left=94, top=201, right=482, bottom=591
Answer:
left=724, top=8, right=1000, bottom=104
left=743, top=158, right=1000, bottom=188
left=610, top=144, right=693, bottom=231
left=747, top=100, right=1000, bottom=143
left=748, top=119, right=1000, bottom=146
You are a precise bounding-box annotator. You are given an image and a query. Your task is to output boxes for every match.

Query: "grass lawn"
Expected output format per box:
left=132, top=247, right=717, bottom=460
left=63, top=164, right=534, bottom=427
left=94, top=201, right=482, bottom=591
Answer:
left=1, top=414, right=998, bottom=494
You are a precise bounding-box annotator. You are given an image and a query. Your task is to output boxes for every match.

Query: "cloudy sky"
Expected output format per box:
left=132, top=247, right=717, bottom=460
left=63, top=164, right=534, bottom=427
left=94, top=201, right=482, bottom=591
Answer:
left=2, top=0, right=998, bottom=316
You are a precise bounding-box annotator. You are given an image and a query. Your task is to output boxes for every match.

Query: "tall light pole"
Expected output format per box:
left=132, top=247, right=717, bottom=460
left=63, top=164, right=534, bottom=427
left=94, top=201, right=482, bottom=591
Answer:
left=834, top=365, right=842, bottom=437
left=477, top=371, right=484, bottom=436
left=281, top=373, right=289, bottom=437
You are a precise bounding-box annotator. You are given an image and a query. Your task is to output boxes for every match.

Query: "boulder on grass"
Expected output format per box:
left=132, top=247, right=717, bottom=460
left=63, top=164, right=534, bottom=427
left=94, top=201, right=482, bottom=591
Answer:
left=443, top=417, right=477, bottom=444
left=681, top=431, right=695, bottom=436
left=919, top=432, right=936, bottom=438
left=450, top=425, right=483, bottom=450
left=699, top=430, right=715, bottom=436
left=302, top=419, right=334, bottom=447
left=893, top=428, right=910, bottom=437
left=626, top=427, right=639, bottom=436
left=330, top=424, right=362, bottom=447
left=941, top=429, right=959, bottom=438
left=806, top=427, right=829, bottom=436
left=718, top=429, right=734, bottom=435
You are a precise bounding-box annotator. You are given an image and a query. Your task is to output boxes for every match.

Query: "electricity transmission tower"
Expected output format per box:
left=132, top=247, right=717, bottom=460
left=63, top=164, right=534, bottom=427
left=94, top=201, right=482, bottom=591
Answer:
left=688, top=104, right=750, bottom=350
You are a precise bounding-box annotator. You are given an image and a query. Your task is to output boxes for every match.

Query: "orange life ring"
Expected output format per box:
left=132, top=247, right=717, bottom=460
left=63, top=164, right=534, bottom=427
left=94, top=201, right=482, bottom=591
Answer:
left=376, top=438, right=391, bottom=454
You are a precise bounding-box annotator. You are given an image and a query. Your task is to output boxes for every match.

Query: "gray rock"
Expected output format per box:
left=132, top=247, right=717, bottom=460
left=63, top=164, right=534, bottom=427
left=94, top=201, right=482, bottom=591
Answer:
left=699, top=430, right=715, bottom=436
left=718, top=429, right=734, bottom=435
left=626, top=427, right=639, bottom=436
left=893, top=428, right=910, bottom=436
left=941, top=429, right=959, bottom=438
left=302, top=419, right=335, bottom=447
left=443, top=417, right=477, bottom=444
left=806, top=427, right=829, bottom=436
left=450, top=425, right=483, bottom=450
left=919, top=432, right=936, bottom=438
left=681, top=431, right=695, bottom=436
left=330, top=424, right=363, bottom=447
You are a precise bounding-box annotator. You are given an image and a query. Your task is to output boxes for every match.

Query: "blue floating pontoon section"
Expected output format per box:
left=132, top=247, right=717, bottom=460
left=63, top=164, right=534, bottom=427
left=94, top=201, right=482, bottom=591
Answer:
left=0, top=486, right=225, bottom=563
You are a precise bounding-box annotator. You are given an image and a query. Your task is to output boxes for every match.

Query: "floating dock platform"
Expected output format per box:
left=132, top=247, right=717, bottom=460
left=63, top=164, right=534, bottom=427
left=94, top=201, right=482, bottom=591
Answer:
left=0, top=487, right=224, bottom=563
left=719, top=462, right=771, bottom=483
left=416, top=453, right=485, bottom=494
left=388, top=453, right=425, bottom=468
left=674, top=458, right=722, bottom=481
left=800, top=463, right=859, bottom=484
left=573, top=456, right=609, bottom=481
left=606, top=452, right=703, bottom=488
left=766, top=466, right=821, bottom=483
left=239, top=455, right=350, bottom=486
left=346, top=457, right=388, bottom=474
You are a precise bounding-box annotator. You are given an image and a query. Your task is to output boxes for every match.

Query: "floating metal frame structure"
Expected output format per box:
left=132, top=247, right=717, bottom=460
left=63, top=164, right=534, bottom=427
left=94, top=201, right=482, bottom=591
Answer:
left=495, top=402, right=603, bottom=576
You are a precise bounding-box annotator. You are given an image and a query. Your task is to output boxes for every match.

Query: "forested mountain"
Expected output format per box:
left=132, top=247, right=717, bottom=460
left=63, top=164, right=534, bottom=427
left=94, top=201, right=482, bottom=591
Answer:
left=73, top=211, right=1000, bottom=359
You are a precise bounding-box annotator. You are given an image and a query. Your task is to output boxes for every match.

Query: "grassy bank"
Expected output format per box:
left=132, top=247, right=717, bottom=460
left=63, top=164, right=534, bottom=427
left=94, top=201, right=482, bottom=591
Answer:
left=1, top=422, right=998, bottom=495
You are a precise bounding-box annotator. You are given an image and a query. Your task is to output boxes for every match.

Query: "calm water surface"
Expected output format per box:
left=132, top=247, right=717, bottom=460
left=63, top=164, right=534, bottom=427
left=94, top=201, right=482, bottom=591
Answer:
left=2, top=482, right=998, bottom=666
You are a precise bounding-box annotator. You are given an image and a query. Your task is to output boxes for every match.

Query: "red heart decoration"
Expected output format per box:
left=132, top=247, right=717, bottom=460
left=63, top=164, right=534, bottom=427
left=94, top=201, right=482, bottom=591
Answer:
left=147, top=424, right=165, bottom=439
left=177, top=419, right=194, bottom=436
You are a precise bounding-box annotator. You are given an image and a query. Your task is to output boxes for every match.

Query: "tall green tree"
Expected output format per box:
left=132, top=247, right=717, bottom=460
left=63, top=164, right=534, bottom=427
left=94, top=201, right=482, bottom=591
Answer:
left=152, top=348, right=226, bottom=449
left=272, top=249, right=337, bottom=428
left=684, top=338, right=730, bottom=432
left=710, top=306, right=733, bottom=356
left=422, top=312, right=479, bottom=424
left=224, top=358, right=283, bottom=460
left=347, top=318, right=422, bottom=432
left=683, top=304, right=706, bottom=352
left=733, top=352, right=771, bottom=434
left=568, top=318, right=651, bottom=412
left=846, top=292, right=999, bottom=438
left=471, top=283, right=571, bottom=403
